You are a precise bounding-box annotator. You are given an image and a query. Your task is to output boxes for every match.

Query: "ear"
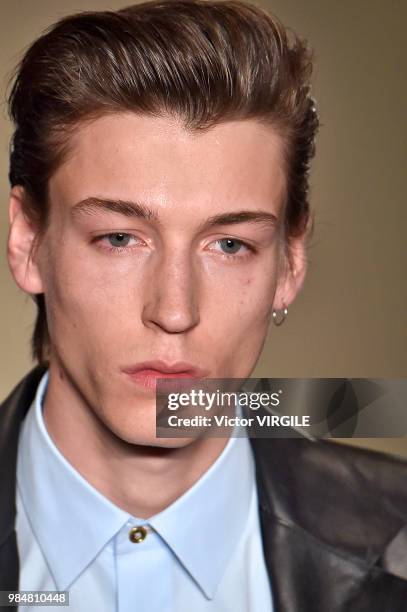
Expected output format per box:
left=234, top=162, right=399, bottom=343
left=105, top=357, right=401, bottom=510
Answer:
left=7, top=186, right=44, bottom=295
left=273, top=234, right=307, bottom=311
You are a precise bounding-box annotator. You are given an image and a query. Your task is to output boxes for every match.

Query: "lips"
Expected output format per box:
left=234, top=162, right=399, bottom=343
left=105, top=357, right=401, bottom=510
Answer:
left=122, top=360, right=208, bottom=391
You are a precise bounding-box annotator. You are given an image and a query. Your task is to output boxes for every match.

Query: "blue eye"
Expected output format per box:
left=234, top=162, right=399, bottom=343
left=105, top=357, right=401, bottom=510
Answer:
left=218, top=238, right=244, bottom=254
left=107, top=233, right=132, bottom=247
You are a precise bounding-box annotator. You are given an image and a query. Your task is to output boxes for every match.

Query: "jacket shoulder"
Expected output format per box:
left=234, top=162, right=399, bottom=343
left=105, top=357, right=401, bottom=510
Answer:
left=250, top=436, right=407, bottom=573
left=0, top=365, right=47, bottom=433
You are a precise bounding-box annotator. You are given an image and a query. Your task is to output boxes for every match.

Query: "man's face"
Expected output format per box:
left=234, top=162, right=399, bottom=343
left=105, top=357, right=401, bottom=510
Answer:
left=31, top=113, right=299, bottom=446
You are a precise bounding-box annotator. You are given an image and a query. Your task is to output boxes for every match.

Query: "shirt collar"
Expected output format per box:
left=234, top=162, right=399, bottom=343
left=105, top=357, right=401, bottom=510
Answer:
left=149, top=421, right=254, bottom=598
left=17, top=370, right=130, bottom=589
left=17, top=369, right=255, bottom=597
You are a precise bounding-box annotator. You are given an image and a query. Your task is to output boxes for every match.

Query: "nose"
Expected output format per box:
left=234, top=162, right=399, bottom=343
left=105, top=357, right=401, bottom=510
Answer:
left=142, top=250, right=200, bottom=334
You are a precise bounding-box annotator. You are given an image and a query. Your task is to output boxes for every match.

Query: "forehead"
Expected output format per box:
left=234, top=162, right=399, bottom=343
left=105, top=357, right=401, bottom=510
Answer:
left=48, top=113, right=287, bottom=217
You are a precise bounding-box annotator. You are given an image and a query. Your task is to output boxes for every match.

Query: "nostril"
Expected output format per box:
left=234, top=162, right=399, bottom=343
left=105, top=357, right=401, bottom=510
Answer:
left=141, top=298, right=200, bottom=334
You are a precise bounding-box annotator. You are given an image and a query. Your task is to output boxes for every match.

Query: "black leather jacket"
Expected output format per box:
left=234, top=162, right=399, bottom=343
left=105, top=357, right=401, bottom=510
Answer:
left=1, top=366, right=407, bottom=611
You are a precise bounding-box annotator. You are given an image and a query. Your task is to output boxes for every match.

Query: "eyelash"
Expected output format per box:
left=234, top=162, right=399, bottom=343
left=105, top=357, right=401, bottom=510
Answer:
left=93, top=233, right=144, bottom=254
left=93, top=233, right=257, bottom=260
left=208, top=238, right=255, bottom=260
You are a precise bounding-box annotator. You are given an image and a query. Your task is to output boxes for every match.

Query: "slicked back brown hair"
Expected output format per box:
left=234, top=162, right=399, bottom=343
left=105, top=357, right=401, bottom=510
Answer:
left=7, top=0, right=318, bottom=365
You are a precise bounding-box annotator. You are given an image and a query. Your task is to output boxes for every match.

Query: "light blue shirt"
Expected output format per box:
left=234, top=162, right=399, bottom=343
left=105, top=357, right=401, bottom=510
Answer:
left=16, top=371, right=273, bottom=611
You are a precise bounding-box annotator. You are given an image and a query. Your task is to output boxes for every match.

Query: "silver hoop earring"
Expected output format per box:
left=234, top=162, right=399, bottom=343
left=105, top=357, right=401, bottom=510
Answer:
left=272, top=305, right=288, bottom=326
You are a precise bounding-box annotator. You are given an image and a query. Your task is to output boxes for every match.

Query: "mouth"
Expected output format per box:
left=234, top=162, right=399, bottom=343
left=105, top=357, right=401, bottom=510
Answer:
left=122, top=360, right=208, bottom=391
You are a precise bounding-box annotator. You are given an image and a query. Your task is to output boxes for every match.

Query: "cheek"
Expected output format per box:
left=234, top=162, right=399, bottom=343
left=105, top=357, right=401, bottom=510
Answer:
left=239, top=274, right=275, bottom=316
left=199, top=260, right=277, bottom=375
left=202, top=257, right=278, bottom=326
left=203, top=285, right=273, bottom=377
left=42, top=243, right=146, bottom=349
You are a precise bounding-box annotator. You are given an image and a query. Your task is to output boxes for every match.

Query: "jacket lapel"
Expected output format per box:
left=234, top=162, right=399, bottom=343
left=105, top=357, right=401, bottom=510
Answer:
left=0, top=365, right=47, bottom=592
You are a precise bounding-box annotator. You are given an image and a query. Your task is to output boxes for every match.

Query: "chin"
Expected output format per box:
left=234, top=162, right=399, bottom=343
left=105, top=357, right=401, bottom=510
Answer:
left=143, top=436, right=198, bottom=449
left=105, top=416, right=197, bottom=449
left=120, top=431, right=198, bottom=450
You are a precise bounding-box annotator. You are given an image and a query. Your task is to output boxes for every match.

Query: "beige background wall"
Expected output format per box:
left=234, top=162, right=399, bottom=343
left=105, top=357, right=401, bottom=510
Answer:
left=1, top=2, right=406, bottom=453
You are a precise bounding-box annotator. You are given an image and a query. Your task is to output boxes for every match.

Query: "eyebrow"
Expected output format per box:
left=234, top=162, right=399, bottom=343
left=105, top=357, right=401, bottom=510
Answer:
left=199, top=210, right=277, bottom=231
left=70, top=197, right=278, bottom=229
left=70, top=197, right=159, bottom=222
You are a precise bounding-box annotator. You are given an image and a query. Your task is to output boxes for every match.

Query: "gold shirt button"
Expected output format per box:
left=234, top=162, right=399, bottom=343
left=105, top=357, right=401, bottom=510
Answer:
left=129, top=526, right=148, bottom=544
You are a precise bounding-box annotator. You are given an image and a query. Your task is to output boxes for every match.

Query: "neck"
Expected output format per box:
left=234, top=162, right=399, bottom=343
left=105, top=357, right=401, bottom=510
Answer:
left=42, top=363, right=229, bottom=518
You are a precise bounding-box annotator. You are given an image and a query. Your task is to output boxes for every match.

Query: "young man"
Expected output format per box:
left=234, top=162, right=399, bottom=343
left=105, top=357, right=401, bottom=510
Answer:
left=1, top=1, right=407, bottom=610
